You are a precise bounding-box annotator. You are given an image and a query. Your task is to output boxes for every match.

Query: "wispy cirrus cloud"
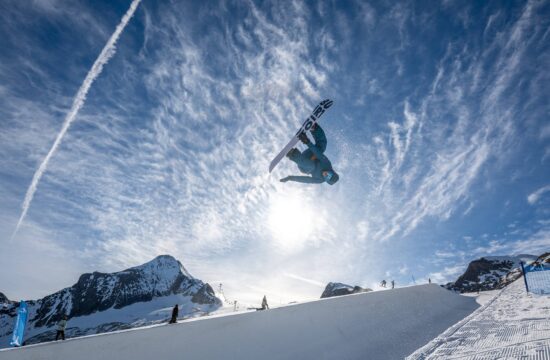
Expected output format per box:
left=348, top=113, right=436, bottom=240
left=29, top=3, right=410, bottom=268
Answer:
left=361, top=0, right=548, bottom=243
left=527, top=185, right=550, bottom=205
left=472, top=228, right=550, bottom=257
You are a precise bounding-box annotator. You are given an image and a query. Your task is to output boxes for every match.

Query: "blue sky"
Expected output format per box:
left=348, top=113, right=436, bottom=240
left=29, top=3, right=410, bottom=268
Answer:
left=0, top=0, right=549, bottom=305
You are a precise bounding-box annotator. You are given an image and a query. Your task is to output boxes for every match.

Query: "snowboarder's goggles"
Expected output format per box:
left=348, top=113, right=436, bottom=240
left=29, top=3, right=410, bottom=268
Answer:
left=324, top=172, right=334, bottom=181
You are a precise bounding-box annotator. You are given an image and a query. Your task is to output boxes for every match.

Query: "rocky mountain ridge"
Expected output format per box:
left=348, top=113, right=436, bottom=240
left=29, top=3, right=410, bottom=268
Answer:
left=0, top=292, right=11, bottom=305
left=321, top=282, right=372, bottom=298
left=0, top=255, right=221, bottom=347
left=444, top=254, right=538, bottom=293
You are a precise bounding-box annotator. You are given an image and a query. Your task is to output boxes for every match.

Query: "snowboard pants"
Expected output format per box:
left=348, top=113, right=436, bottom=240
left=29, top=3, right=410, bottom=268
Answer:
left=287, top=125, right=327, bottom=169
left=308, top=124, right=327, bottom=153
left=55, top=330, right=65, bottom=341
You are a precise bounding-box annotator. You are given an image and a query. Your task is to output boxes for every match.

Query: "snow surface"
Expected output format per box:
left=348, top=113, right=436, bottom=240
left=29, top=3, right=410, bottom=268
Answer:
left=407, top=279, right=550, bottom=359
left=461, top=289, right=501, bottom=306
left=0, top=284, right=478, bottom=360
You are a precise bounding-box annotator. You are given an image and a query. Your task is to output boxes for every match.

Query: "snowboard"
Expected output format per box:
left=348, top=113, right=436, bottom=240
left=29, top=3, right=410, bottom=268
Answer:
left=269, top=99, right=333, bottom=173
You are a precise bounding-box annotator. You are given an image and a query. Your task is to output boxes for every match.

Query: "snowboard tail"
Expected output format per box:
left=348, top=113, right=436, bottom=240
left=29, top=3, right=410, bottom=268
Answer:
left=269, top=99, right=333, bottom=173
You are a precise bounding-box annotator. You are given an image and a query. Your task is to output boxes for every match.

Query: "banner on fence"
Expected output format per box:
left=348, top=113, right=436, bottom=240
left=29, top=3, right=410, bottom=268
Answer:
left=10, top=301, right=28, bottom=347
left=521, top=261, right=550, bottom=295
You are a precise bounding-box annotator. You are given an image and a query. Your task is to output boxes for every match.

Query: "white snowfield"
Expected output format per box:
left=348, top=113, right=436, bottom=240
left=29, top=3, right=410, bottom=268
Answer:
left=408, top=278, right=550, bottom=359
left=0, top=284, right=478, bottom=360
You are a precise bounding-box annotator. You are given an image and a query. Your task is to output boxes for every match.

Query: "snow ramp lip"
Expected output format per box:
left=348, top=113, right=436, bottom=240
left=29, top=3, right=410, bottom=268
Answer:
left=1, top=284, right=479, bottom=360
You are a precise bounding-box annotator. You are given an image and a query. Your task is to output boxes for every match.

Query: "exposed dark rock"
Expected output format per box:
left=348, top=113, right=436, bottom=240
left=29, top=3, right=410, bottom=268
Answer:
left=534, top=252, right=550, bottom=264
left=444, top=255, right=538, bottom=293
left=0, top=293, right=16, bottom=317
left=0, top=292, right=8, bottom=303
left=321, top=282, right=372, bottom=298
left=191, top=284, right=221, bottom=305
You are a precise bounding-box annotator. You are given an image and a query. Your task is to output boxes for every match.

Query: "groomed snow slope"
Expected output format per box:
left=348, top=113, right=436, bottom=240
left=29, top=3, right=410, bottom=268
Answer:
left=407, top=278, right=550, bottom=359
left=0, top=284, right=479, bottom=360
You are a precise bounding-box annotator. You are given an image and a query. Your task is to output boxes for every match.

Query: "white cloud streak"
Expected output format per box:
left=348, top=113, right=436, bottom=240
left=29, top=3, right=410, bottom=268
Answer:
left=11, top=0, right=142, bottom=240
left=472, top=228, right=550, bottom=257
left=283, top=273, right=325, bottom=288
left=527, top=184, right=550, bottom=205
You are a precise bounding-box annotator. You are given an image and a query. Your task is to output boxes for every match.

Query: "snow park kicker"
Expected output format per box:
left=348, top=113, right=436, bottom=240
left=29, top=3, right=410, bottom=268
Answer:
left=0, top=284, right=478, bottom=360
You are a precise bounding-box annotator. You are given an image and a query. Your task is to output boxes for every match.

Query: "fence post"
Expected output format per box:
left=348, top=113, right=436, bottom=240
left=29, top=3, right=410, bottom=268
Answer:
left=520, top=261, right=530, bottom=293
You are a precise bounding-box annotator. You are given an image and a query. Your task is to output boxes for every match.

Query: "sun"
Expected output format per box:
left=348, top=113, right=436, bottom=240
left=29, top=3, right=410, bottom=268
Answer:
left=268, top=192, right=315, bottom=253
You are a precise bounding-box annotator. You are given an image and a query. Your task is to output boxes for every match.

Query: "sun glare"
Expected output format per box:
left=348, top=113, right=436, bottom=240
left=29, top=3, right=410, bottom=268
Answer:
left=268, top=193, right=315, bottom=252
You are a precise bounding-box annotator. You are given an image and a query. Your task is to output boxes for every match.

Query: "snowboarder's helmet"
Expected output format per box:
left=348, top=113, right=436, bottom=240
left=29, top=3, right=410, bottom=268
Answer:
left=324, top=170, right=339, bottom=185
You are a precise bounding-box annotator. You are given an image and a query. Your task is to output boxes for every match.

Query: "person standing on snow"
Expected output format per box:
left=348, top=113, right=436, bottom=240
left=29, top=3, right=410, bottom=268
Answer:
left=169, top=304, right=179, bottom=324
left=381, top=280, right=387, bottom=288
left=391, top=280, right=395, bottom=289
left=55, top=315, right=68, bottom=341
left=280, top=124, right=339, bottom=185
left=261, top=295, right=269, bottom=310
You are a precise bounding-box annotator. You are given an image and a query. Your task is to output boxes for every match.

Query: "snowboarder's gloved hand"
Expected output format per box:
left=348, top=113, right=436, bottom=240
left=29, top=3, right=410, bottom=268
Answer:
left=280, top=176, right=290, bottom=183
left=298, top=132, right=310, bottom=144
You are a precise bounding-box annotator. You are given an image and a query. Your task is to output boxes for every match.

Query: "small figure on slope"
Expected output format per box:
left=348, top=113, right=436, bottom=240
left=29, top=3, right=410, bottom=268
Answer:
left=280, top=124, right=339, bottom=185
left=169, top=304, right=179, bottom=324
left=381, top=280, right=387, bottom=288
left=55, top=315, right=68, bottom=341
left=260, top=295, right=269, bottom=310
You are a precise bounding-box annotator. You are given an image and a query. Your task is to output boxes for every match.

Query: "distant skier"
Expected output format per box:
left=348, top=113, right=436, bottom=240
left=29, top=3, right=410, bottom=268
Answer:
left=280, top=124, right=339, bottom=185
left=169, top=304, right=179, bottom=324
left=260, top=295, right=269, bottom=310
left=391, top=280, right=395, bottom=289
left=55, top=315, right=68, bottom=341
left=381, top=280, right=387, bottom=288
left=428, top=278, right=431, bottom=284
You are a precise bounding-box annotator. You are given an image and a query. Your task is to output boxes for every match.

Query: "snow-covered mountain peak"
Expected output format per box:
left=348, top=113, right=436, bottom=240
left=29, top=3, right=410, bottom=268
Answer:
left=0, top=255, right=221, bottom=348
left=126, top=255, right=193, bottom=280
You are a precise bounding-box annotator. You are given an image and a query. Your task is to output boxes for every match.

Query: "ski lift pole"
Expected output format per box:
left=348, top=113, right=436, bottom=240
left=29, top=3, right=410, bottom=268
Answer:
left=520, top=261, right=530, bottom=293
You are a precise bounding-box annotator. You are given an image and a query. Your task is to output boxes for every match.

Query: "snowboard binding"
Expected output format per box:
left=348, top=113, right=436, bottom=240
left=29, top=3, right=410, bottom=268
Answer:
left=298, top=132, right=310, bottom=145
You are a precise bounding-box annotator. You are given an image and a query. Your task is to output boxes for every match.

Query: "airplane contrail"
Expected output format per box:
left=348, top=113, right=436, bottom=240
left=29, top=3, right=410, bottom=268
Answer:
left=11, top=0, right=142, bottom=240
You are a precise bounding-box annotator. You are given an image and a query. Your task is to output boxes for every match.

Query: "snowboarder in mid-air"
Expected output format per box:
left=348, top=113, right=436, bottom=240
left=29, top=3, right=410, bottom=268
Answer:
left=280, top=124, right=339, bottom=185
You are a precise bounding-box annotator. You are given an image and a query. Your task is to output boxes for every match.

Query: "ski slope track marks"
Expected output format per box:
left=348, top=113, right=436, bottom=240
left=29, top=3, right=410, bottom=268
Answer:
left=408, top=279, right=550, bottom=359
